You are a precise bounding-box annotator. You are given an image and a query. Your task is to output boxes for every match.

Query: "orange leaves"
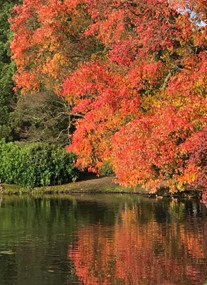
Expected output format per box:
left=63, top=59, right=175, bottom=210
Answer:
left=10, top=0, right=93, bottom=95
left=14, top=71, right=40, bottom=92
left=63, top=61, right=140, bottom=172
left=111, top=101, right=205, bottom=192
left=176, top=164, right=198, bottom=188
left=10, top=0, right=207, bottom=194
left=112, top=109, right=180, bottom=190
left=61, top=0, right=207, bottom=194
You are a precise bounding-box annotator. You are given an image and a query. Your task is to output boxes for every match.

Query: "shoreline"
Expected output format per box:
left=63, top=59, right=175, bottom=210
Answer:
left=1, top=176, right=202, bottom=199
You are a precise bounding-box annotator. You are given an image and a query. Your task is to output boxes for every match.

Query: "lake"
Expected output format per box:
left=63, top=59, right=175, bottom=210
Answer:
left=0, top=194, right=207, bottom=285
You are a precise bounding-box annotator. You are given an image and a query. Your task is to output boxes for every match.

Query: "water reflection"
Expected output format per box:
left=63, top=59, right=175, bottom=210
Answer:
left=68, top=197, right=207, bottom=285
left=0, top=195, right=207, bottom=285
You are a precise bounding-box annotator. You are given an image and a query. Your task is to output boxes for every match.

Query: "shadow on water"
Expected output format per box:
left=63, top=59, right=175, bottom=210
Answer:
left=0, top=194, right=207, bottom=285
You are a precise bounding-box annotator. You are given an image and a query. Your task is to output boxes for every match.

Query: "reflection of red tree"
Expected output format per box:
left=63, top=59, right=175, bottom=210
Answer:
left=69, top=225, right=118, bottom=285
left=68, top=208, right=207, bottom=285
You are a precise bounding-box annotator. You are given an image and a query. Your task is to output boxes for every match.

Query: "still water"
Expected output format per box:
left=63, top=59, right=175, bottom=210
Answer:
left=0, top=194, right=207, bottom=285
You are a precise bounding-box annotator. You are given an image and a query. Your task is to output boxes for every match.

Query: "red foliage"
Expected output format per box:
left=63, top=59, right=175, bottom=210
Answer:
left=10, top=0, right=95, bottom=94
left=63, top=0, right=207, bottom=194
left=184, top=128, right=207, bottom=200
left=11, top=0, right=207, bottom=195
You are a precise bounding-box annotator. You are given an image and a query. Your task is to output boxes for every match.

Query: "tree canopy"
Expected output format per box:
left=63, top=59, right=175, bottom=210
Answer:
left=0, top=0, right=20, bottom=141
left=10, top=0, right=207, bottom=195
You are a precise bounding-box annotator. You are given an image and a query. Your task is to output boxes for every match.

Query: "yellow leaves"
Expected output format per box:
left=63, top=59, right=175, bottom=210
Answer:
left=193, top=78, right=207, bottom=97
left=193, top=29, right=207, bottom=47
left=175, top=164, right=198, bottom=190
left=52, top=53, right=66, bottom=66
left=49, top=42, right=60, bottom=53
left=42, top=53, right=67, bottom=79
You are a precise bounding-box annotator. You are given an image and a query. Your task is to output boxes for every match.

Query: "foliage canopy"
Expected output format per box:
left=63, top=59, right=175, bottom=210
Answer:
left=10, top=0, right=207, bottom=195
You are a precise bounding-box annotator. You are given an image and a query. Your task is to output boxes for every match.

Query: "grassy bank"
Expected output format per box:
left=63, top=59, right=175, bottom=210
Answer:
left=1, top=184, right=29, bottom=195
left=1, top=177, right=134, bottom=195
left=1, top=176, right=201, bottom=199
left=33, top=177, right=138, bottom=194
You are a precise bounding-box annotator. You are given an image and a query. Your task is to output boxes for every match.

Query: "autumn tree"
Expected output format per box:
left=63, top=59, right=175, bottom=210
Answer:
left=62, top=0, right=207, bottom=194
left=11, top=0, right=207, bottom=195
left=10, top=0, right=103, bottom=95
left=10, top=0, right=105, bottom=144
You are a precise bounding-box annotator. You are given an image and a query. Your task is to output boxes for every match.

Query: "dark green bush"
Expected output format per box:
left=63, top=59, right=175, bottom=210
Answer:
left=100, top=161, right=114, bottom=176
left=0, top=140, right=79, bottom=187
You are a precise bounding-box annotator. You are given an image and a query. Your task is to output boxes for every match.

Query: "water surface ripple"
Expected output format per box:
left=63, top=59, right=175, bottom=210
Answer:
left=0, top=194, right=207, bottom=285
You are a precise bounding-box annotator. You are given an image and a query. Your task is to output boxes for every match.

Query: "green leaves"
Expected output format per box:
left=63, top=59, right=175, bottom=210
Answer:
left=0, top=1, right=19, bottom=141
left=0, top=140, right=79, bottom=188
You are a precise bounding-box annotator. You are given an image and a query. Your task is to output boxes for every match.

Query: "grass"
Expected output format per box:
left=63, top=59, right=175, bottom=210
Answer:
left=1, top=177, right=135, bottom=195
left=1, top=176, right=201, bottom=199
left=32, top=177, right=134, bottom=194
left=1, top=183, right=29, bottom=194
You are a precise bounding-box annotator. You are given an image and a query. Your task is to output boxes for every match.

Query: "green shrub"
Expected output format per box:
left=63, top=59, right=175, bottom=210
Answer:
left=100, top=161, right=114, bottom=176
left=0, top=140, right=79, bottom=188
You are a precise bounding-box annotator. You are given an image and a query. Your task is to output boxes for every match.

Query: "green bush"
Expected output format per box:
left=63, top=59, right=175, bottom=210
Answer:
left=100, top=161, right=114, bottom=176
left=0, top=140, right=79, bottom=188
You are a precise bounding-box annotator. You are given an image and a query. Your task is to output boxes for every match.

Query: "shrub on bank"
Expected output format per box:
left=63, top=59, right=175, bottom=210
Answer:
left=100, top=161, right=114, bottom=176
left=0, top=140, right=79, bottom=188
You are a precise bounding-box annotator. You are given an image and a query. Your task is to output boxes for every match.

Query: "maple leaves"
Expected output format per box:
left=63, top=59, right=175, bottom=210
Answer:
left=111, top=106, right=192, bottom=190
left=10, top=0, right=99, bottom=94
left=10, top=0, right=207, bottom=195
left=63, top=0, right=206, bottom=193
left=63, top=61, right=138, bottom=172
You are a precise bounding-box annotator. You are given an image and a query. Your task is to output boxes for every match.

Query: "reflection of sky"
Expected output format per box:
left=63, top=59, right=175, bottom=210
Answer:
left=178, top=7, right=206, bottom=27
